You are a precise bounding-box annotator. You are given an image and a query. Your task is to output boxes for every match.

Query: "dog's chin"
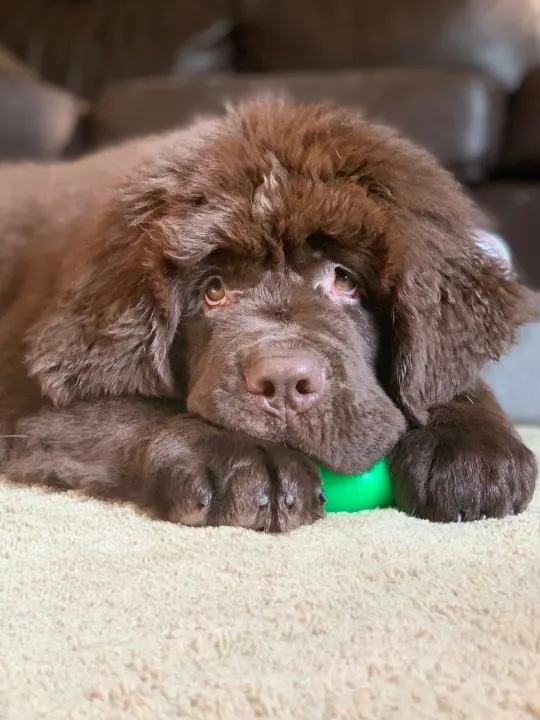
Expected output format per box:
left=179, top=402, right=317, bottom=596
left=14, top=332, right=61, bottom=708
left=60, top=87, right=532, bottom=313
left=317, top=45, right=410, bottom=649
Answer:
left=312, top=431, right=401, bottom=475
left=187, top=390, right=405, bottom=475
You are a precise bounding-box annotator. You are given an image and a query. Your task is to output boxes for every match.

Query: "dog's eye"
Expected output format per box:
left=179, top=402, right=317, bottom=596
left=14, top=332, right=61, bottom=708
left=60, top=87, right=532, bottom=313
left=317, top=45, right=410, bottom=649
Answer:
left=204, top=277, right=228, bottom=306
left=333, top=267, right=358, bottom=297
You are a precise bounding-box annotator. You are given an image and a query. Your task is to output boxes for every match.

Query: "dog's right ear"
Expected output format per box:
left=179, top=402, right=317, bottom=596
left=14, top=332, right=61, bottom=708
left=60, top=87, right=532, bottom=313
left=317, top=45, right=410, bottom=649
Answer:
left=24, top=167, right=188, bottom=407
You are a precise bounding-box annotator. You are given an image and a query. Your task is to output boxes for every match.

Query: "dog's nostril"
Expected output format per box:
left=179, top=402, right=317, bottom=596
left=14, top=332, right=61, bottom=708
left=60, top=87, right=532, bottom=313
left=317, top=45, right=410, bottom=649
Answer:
left=262, top=380, right=276, bottom=398
left=296, top=378, right=313, bottom=396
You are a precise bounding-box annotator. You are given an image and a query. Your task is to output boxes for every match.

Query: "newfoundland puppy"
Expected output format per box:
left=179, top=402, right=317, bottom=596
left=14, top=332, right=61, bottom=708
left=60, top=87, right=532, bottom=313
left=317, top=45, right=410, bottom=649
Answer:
left=0, top=98, right=536, bottom=531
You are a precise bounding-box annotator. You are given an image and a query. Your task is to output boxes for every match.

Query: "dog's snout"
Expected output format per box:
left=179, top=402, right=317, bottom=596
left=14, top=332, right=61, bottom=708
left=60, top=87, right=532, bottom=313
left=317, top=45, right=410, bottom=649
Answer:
left=244, top=354, right=325, bottom=415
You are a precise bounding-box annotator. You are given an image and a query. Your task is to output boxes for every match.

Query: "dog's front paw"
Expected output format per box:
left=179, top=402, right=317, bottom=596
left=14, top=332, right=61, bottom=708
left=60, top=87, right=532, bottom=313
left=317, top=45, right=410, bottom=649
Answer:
left=389, top=423, right=537, bottom=522
left=148, top=427, right=325, bottom=532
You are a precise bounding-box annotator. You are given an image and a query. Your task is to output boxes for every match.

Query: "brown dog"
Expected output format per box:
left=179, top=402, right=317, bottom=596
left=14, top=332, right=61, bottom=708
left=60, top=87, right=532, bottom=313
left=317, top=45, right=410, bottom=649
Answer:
left=0, top=98, right=537, bottom=531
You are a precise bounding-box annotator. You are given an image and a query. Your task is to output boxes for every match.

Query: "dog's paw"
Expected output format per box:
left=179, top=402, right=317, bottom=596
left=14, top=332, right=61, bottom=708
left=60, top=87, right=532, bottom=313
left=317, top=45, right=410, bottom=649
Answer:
left=148, top=429, right=325, bottom=532
left=389, top=423, right=537, bottom=522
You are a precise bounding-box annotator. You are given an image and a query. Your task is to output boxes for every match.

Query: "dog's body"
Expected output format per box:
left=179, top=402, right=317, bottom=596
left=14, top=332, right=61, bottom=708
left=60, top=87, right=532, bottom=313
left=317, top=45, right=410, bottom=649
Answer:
left=0, top=99, right=536, bottom=530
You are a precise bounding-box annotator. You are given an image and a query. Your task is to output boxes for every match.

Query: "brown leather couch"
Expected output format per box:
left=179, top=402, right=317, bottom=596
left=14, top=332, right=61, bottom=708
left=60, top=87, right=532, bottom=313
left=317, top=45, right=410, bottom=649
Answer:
left=1, top=0, right=540, bottom=287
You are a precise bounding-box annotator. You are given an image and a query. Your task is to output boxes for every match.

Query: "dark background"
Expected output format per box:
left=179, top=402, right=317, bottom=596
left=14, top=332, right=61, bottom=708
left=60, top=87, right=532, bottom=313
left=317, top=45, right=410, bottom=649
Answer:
left=1, top=0, right=540, bottom=288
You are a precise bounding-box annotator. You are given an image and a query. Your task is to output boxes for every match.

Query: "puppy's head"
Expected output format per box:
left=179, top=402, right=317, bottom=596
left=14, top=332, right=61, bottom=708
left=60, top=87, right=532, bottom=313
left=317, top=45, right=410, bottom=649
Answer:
left=26, top=98, right=534, bottom=472
left=173, top=244, right=403, bottom=473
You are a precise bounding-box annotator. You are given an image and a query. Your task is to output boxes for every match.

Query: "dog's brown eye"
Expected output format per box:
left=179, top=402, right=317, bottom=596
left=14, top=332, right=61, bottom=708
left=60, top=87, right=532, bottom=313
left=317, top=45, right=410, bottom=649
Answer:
left=333, top=267, right=358, bottom=296
left=204, top=277, right=227, bottom=306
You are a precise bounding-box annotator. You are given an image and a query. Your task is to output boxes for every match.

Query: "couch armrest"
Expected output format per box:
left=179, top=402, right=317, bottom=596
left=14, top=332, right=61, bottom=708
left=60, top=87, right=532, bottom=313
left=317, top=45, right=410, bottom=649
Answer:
left=503, top=68, right=540, bottom=173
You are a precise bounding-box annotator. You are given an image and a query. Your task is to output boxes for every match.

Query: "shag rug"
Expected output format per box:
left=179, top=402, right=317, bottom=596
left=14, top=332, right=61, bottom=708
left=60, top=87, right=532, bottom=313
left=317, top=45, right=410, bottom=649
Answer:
left=1, top=427, right=539, bottom=720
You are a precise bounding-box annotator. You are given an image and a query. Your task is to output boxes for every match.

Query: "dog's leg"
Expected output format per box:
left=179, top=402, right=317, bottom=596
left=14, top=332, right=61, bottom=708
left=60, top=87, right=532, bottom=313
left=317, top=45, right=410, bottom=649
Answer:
left=389, top=382, right=537, bottom=521
left=3, top=398, right=324, bottom=531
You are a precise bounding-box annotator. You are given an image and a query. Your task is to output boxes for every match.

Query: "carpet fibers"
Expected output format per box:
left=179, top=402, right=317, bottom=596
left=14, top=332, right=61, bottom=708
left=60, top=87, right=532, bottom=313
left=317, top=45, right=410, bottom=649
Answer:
left=1, top=427, right=539, bottom=720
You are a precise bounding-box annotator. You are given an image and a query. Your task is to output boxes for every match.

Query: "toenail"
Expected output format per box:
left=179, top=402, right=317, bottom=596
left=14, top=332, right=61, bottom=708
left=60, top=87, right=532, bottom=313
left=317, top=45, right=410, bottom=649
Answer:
left=285, top=492, right=295, bottom=507
left=199, top=491, right=211, bottom=507
left=319, top=491, right=327, bottom=505
left=258, top=492, right=269, bottom=508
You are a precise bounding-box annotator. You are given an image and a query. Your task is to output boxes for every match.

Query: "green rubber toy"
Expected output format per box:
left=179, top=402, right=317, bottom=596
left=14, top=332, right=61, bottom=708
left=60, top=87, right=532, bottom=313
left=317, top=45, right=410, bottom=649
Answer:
left=319, top=457, right=394, bottom=513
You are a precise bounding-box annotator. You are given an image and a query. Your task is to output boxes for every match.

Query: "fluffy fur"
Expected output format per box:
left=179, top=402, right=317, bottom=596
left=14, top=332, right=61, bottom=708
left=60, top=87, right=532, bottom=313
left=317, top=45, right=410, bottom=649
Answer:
left=0, top=98, right=537, bottom=530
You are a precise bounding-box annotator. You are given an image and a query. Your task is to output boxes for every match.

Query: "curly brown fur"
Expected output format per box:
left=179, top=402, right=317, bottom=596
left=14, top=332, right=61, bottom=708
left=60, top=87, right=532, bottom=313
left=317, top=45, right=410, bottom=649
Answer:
left=0, top=98, right=536, bottom=530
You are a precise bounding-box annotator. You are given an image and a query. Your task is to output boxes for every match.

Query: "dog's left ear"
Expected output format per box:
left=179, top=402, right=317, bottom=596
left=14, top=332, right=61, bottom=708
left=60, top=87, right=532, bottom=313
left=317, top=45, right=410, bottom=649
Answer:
left=382, top=203, right=536, bottom=425
left=336, top=111, right=535, bottom=423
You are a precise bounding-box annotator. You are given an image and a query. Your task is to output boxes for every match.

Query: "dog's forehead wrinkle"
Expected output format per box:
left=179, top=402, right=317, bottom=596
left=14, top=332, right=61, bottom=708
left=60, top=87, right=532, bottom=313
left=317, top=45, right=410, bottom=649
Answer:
left=241, top=274, right=297, bottom=309
left=260, top=266, right=303, bottom=284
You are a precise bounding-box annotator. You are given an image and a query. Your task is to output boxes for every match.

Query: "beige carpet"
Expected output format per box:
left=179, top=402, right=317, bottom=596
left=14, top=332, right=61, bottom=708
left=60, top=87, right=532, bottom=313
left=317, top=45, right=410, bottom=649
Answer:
left=1, top=428, right=539, bottom=720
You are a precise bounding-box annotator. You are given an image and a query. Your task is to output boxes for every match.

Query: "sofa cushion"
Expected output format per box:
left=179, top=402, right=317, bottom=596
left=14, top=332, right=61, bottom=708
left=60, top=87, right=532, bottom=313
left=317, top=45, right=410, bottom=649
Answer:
left=472, top=182, right=540, bottom=289
left=92, top=69, right=505, bottom=181
left=236, top=0, right=540, bottom=91
left=503, top=68, right=540, bottom=172
left=484, top=316, right=540, bottom=424
left=0, top=0, right=232, bottom=98
left=0, top=43, right=35, bottom=78
left=0, top=43, right=85, bottom=160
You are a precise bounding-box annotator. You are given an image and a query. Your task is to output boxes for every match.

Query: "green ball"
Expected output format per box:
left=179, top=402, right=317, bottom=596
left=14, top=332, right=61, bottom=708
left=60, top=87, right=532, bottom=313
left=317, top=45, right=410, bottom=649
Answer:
left=319, top=457, right=394, bottom=513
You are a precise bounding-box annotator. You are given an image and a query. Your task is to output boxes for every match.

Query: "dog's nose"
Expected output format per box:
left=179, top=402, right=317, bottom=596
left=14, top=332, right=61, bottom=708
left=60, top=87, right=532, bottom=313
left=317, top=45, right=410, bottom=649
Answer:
left=244, top=354, right=325, bottom=415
